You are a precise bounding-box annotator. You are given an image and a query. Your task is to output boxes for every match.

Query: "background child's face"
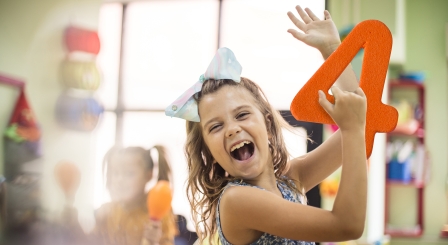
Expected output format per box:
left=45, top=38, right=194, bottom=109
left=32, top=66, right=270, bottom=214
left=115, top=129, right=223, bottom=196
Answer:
left=198, top=86, right=272, bottom=180
left=108, top=152, right=152, bottom=203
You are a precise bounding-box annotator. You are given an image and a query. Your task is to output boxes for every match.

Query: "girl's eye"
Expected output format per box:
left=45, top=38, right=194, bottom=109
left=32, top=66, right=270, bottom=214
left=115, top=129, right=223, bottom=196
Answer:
left=209, top=124, right=221, bottom=132
left=237, top=112, right=249, bottom=119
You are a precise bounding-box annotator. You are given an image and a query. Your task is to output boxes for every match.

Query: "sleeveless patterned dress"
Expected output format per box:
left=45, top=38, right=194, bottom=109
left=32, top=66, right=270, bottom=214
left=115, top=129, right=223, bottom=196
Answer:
left=216, top=178, right=315, bottom=245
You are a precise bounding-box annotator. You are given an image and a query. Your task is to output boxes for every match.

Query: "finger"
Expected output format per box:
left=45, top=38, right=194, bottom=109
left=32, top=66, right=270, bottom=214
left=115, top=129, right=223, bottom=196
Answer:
left=305, top=8, right=320, bottom=21
left=318, top=90, right=334, bottom=114
left=353, top=87, right=366, bottom=98
left=296, top=5, right=312, bottom=24
left=324, top=10, right=332, bottom=20
left=287, top=29, right=306, bottom=41
left=330, top=86, right=343, bottom=98
left=287, top=11, right=306, bottom=31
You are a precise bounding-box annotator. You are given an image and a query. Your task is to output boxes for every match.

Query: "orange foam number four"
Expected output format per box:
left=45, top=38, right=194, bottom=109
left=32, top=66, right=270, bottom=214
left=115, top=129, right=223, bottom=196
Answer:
left=291, top=20, right=398, bottom=158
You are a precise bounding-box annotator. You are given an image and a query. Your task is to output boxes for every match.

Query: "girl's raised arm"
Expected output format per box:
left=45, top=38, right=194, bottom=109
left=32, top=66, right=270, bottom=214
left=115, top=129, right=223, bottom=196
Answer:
left=220, top=86, right=367, bottom=243
left=286, top=5, right=361, bottom=192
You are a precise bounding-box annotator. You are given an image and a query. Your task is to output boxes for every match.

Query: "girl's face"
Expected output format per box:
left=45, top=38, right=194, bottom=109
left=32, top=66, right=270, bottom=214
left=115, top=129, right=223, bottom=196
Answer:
left=199, top=85, right=272, bottom=180
left=108, top=153, right=152, bottom=204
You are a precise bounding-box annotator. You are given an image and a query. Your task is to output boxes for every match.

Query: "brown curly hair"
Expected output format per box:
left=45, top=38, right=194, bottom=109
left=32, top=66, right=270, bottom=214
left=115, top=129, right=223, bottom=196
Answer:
left=185, top=77, right=306, bottom=244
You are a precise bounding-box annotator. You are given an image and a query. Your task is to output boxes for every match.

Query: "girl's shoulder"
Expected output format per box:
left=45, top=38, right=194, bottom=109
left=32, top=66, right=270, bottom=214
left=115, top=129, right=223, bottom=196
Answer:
left=223, top=176, right=304, bottom=204
left=95, top=202, right=115, bottom=219
left=94, top=202, right=119, bottom=222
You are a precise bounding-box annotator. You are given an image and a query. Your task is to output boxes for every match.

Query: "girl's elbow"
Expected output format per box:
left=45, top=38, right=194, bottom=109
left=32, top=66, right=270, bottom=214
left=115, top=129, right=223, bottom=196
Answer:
left=343, top=223, right=365, bottom=240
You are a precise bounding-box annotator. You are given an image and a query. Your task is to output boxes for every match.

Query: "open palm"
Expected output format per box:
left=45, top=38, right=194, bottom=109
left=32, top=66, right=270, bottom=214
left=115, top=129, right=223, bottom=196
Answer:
left=287, top=6, right=341, bottom=59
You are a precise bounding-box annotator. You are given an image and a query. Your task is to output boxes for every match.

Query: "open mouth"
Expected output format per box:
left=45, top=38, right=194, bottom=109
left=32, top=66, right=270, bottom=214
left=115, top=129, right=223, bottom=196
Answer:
left=230, top=141, right=255, bottom=161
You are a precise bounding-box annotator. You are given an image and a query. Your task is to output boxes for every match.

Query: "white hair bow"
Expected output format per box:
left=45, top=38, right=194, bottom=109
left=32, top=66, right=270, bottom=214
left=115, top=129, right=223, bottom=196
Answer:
left=165, top=47, right=242, bottom=122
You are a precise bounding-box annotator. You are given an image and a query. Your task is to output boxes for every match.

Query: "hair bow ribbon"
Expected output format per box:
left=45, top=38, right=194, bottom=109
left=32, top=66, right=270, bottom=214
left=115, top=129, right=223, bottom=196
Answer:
left=165, top=47, right=242, bottom=122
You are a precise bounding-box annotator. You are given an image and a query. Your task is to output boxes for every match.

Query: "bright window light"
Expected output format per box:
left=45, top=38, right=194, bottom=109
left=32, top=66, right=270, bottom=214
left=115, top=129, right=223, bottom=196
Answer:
left=96, top=0, right=324, bottom=233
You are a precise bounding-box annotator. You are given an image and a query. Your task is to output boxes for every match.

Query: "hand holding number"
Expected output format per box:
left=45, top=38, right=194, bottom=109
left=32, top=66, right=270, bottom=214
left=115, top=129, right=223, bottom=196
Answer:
left=287, top=5, right=341, bottom=59
left=143, top=220, right=162, bottom=245
left=318, top=87, right=367, bottom=132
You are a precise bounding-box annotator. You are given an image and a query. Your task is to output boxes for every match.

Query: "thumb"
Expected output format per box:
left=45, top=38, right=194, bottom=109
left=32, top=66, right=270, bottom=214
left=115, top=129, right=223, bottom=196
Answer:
left=318, top=90, right=333, bottom=115
left=287, top=29, right=306, bottom=41
left=324, top=10, right=332, bottom=20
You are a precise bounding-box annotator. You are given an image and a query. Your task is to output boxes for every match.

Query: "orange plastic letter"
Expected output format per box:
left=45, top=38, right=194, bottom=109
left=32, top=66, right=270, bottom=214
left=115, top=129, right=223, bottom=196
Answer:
left=290, top=20, right=398, bottom=158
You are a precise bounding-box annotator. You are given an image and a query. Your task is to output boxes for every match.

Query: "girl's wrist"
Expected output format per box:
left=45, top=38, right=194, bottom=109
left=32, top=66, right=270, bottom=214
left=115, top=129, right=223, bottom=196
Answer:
left=340, top=127, right=365, bottom=138
left=321, top=42, right=341, bottom=60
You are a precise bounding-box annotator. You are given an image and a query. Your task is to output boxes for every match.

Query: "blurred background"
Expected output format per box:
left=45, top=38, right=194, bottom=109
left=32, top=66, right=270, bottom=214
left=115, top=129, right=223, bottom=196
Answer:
left=0, top=0, right=447, bottom=245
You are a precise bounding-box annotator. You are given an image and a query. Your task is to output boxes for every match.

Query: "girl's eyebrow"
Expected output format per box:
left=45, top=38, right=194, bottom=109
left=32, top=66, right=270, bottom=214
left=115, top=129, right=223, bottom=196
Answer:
left=233, top=105, right=251, bottom=112
left=203, top=117, right=219, bottom=130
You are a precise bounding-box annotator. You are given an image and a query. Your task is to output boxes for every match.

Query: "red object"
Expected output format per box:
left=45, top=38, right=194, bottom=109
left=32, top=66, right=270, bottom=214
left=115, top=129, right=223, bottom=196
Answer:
left=290, top=20, right=398, bottom=158
left=330, top=124, right=339, bottom=133
left=384, top=81, right=426, bottom=238
left=64, top=26, right=100, bottom=54
left=54, top=161, right=81, bottom=198
left=9, top=90, right=38, bottom=128
left=147, top=181, right=172, bottom=220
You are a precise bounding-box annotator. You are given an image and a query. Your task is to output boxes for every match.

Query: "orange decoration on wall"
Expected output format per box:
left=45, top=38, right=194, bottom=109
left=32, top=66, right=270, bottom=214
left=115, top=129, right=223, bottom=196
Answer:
left=147, top=180, right=172, bottom=220
left=291, top=20, right=398, bottom=158
left=54, top=161, right=81, bottom=198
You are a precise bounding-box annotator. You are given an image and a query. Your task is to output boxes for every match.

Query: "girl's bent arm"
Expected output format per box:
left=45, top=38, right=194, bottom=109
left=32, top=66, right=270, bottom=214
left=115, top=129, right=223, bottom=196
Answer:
left=286, top=6, right=362, bottom=192
left=287, top=60, right=359, bottom=192
left=220, top=88, right=368, bottom=244
left=220, top=156, right=366, bottom=244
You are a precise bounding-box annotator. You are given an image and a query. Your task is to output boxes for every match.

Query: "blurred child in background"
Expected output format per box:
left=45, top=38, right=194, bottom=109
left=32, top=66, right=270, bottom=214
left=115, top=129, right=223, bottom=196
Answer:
left=65, top=145, right=177, bottom=245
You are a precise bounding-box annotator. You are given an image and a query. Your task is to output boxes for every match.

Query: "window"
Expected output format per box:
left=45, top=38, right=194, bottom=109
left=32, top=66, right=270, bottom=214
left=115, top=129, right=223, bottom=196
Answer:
left=96, top=0, right=324, bottom=231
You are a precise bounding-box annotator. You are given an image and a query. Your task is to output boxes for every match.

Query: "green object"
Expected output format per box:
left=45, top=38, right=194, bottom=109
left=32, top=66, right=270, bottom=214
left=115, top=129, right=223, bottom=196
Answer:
left=4, top=124, right=25, bottom=143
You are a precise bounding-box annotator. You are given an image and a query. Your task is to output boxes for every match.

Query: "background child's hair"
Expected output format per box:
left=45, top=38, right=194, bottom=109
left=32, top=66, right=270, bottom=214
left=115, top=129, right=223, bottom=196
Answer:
left=102, top=145, right=172, bottom=188
left=184, top=77, right=304, bottom=243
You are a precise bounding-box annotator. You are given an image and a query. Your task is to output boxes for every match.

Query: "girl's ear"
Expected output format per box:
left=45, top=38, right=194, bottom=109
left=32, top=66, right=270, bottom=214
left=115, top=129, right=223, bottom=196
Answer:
left=265, top=114, right=273, bottom=139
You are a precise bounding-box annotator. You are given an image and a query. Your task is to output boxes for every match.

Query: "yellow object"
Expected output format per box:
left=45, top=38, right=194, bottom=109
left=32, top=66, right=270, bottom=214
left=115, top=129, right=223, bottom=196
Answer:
left=194, top=232, right=220, bottom=245
left=93, top=202, right=177, bottom=245
left=320, top=179, right=339, bottom=197
left=60, top=59, right=101, bottom=90
left=394, top=99, right=414, bottom=125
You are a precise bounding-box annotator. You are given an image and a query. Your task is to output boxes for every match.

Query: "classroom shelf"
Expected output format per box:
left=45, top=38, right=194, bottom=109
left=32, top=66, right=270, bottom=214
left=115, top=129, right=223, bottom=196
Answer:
left=385, top=79, right=426, bottom=238
left=385, top=225, right=423, bottom=237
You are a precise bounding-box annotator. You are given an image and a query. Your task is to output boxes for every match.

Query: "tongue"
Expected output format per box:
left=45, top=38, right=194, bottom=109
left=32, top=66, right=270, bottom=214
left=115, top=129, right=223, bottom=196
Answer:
left=236, top=145, right=251, bottom=161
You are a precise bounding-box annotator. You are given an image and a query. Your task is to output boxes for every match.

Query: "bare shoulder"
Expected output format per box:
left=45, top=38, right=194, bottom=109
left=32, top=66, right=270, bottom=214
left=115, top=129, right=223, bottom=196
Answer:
left=220, top=185, right=272, bottom=210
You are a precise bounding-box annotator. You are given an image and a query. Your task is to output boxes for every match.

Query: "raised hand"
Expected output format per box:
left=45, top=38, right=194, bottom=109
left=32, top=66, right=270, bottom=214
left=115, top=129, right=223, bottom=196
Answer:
left=318, top=87, right=367, bottom=132
left=287, top=5, right=341, bottom=59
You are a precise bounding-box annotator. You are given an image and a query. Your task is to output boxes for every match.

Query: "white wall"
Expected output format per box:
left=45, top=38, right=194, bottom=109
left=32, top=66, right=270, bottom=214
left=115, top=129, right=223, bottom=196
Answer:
left=0, top=0, right=102, bottom=231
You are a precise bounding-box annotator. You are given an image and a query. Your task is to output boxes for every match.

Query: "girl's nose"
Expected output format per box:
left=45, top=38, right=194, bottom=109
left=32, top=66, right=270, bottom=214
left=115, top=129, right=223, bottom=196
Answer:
left=226, top=124, right=241, bottom=138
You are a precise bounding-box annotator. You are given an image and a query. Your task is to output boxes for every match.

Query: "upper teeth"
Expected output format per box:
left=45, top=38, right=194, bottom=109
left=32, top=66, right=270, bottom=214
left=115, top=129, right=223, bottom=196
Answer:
left=231, top=141, right=251, bottom=152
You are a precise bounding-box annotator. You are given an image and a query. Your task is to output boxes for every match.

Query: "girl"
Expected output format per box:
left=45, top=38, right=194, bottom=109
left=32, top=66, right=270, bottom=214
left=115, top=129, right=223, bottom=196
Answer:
left=97, top=145, right=177, bottom=245
left=166, top=5, right=367, bottom=245
left=64, top=145, right=177, bottom=245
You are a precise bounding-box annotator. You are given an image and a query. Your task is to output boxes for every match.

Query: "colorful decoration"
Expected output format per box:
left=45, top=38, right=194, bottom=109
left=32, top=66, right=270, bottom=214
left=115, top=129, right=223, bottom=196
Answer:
left=64, top=26, right=101, bottom=54
left=147, top=180, right=172, bottom=220
left=60, top=59, right=101, bottom=90
left=55, top=92, right=104, bottom=132
left=54, top=161, right=81, bottom=199
left=291, top=20, right=399, bottom=158
left=3, top=89, right=42, bottom=180
left=57, top=25, right=103, bottom=131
